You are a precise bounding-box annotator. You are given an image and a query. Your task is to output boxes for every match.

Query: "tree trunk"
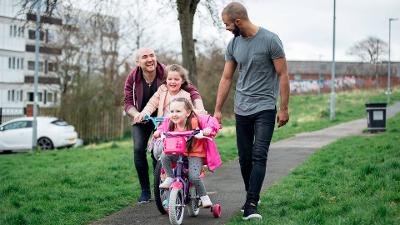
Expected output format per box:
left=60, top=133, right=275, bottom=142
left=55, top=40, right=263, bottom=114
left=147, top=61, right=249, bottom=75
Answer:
left=176, top=0, right=200, bottom=86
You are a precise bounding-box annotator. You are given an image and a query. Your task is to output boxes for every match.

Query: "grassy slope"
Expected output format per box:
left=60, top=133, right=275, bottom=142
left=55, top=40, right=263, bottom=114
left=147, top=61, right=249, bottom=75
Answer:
left=227, top=113, right=400, bottom=225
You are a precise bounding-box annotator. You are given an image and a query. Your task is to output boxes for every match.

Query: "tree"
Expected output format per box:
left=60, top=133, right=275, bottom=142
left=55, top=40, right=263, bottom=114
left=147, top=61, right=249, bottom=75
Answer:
left=347, top=36, right=388, bottom=64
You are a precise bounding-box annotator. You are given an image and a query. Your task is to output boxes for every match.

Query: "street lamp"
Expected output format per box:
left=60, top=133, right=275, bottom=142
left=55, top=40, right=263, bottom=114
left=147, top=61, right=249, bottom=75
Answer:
left=387, top=17, right=398, bottom=103
left=330, top=0, right=336, bottom=120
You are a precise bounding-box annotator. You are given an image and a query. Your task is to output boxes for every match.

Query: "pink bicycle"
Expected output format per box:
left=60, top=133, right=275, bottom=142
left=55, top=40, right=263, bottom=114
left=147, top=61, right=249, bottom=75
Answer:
left=160, top=130, right=222, bottom=225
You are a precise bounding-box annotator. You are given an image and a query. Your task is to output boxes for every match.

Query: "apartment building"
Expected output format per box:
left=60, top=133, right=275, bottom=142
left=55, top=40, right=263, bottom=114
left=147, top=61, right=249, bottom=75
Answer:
left=0, top=0, right=61, bottom=111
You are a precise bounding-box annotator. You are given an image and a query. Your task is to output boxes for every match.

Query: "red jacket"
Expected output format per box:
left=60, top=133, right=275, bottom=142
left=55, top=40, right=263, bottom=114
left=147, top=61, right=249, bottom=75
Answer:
left=124, top=62, right=201, bottom=115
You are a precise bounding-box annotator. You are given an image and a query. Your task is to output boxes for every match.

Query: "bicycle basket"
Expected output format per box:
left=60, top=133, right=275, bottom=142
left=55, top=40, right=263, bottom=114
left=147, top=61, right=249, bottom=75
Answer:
left=163, top=136, right=186, bottom=154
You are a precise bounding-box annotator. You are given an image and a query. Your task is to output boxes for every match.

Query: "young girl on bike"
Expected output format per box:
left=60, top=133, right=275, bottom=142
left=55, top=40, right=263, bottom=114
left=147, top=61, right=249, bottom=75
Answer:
left=153, top=97, right=222, bottom=208
left=133, top=64, right=206, bottom=124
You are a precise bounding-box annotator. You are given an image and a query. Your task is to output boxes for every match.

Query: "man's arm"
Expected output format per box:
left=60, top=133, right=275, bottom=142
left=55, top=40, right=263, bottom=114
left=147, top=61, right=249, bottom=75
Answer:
left=273, top=57, right=290, bottom=127
left=213, top=61, right=237, bottom=123
left=123, top=70, right=139, bottom=118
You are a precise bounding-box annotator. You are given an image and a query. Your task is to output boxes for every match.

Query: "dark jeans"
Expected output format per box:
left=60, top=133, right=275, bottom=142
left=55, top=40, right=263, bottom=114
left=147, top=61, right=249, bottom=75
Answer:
left=235, top=109, right=276, bottom=204
left=132, top=122, right=157, bottom=193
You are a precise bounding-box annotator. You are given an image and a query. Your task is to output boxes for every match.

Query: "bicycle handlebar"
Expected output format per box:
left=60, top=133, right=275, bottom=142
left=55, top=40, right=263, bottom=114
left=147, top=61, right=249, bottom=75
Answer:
left=163, top=129, right=212, bottom=141
left=143, top=115, right=165, bottom=129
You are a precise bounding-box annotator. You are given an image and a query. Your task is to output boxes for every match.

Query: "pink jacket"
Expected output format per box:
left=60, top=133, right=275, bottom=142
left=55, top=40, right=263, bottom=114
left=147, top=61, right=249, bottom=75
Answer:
left=141, top=84, right=191, bottom=117
left=158, top=115, right=222, bottom=172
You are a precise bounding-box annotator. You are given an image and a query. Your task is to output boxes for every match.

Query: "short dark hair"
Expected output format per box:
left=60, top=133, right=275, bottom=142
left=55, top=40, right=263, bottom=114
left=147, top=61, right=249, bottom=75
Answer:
left=222, top=2, right=249, bottom=21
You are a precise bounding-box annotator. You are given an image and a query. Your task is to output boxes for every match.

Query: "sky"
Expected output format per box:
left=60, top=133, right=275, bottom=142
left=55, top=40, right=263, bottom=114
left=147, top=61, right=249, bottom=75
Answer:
left=72, top=0, right=400, bottom=62
left=240, top=0, right=400, bottom=61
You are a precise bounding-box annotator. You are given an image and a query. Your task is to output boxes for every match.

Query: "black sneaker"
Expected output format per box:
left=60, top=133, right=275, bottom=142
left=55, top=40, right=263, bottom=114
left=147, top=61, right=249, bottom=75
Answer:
left=242, top=202, right=262, bottom=220
left=137, top=190, right=151, bottom=204
left=241, top=200, right=261, bottom=212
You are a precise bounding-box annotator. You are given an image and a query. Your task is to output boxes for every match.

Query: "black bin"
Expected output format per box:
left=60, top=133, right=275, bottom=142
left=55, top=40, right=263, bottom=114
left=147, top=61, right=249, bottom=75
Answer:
left=365, top=103, right=387, bottom=132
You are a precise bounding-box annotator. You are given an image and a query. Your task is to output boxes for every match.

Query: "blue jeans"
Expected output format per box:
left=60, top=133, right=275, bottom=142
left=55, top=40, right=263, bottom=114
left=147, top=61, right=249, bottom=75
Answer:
left=235, top=109, right=276, bottom=204
left=132, top=122, right=157, bottom=193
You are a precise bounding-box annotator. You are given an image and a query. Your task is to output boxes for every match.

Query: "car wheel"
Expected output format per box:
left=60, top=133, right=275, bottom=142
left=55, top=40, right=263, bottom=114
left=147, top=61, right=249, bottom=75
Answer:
left=37, top=137, right=54, bottom=150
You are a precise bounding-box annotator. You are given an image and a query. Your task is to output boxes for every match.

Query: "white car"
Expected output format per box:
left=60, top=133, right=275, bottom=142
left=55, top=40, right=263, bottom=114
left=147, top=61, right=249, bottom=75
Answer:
left=0, top=116, right=78, bottom=152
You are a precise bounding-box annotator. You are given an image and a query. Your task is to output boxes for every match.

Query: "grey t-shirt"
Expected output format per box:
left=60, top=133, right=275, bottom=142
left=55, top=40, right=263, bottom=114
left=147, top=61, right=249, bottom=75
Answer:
left=225, top=27, right=285, bottom=116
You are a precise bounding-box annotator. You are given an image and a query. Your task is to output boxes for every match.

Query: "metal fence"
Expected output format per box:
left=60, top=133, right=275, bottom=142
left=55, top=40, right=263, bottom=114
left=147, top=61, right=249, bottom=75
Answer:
left=0, top=107, right=26, bottom=124
left=39, top=107, right=131, bottom=143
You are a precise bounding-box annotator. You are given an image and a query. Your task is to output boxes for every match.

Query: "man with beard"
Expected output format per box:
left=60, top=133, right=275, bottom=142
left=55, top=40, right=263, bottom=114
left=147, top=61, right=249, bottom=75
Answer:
left=213, top=2, right=290, bottom=220
left=124, top=48, right=202, bottom=203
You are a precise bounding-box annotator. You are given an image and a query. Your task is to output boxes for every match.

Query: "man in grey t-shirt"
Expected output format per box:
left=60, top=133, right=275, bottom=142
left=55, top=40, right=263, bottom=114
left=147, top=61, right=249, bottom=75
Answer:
left=214, top=2, right=290, bottom=221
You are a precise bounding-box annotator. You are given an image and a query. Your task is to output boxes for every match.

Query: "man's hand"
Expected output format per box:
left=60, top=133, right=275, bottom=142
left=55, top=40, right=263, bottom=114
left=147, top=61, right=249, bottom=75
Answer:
left=213, top=111, right=223, bottom=125
left=133, top=113, right=144, bottom=124
left=277, top=109, right=289, bottom=127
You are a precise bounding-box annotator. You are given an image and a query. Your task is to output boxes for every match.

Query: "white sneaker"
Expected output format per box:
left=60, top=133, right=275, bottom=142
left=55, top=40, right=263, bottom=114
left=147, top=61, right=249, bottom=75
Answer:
left=159, top=177, right=174, bottom=189
left=200, top=195, right=212, bottom=208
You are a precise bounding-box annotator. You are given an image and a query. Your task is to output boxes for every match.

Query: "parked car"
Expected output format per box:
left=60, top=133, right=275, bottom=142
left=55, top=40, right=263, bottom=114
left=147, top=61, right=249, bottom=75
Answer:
left=0, top=116, right=78, bottom=152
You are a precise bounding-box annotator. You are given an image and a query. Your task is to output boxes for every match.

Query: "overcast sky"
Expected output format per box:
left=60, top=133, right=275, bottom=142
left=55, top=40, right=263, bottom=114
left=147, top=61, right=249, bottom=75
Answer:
left=73, top=0, right=400, bottom=62
left=241, top=0, right=400, bottom=61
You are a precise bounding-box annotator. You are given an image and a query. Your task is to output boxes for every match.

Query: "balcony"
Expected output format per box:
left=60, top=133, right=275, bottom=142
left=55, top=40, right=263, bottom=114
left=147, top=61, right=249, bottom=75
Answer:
left=24, top=76, right=60, bottom=85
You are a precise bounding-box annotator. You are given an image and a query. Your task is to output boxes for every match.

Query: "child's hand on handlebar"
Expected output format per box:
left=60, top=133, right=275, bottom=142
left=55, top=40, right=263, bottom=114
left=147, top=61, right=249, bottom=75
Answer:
left=153, top=130, right=161, bottom=138
left=203, top=127, right=212, bottom=136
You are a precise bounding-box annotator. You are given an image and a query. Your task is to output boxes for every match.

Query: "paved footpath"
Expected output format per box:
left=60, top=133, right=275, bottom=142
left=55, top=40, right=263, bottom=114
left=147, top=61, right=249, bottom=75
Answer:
left=91, top=102, right=400, bottom=225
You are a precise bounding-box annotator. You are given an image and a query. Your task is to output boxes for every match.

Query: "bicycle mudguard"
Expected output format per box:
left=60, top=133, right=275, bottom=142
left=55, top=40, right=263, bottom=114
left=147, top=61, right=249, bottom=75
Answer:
left=170, top=181, right=183, bottom=190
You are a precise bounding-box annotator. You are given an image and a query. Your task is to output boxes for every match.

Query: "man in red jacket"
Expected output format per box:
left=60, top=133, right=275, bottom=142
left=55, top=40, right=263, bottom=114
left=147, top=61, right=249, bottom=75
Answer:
left=124, top=48, right=202, bottom=203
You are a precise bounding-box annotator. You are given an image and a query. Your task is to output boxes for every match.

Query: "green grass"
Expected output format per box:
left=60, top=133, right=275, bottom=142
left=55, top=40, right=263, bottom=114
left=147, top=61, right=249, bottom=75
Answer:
left=0, top=88, right=399, bottom=225
left=226, top=113, right=400, bottom=225
left=221, top=88, right=400, bottom=142
left=0, top=141, right=139, bottom=225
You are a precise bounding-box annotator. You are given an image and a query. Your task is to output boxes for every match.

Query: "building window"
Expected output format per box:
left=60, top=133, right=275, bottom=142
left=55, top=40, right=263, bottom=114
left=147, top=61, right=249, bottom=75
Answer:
left=11, top=90, right=15, bottom=102
left=47, top=92, right=53, bottom=102
left=27, top=92, right=34, bottom=102
left=17, top=58, right=20, bottom=69
left=48, top=62, right=56, bottom=72
left=9, top=25, right=12, bottom=36
left=28, top=29, right=44, bottom=40
left=20, top=90, right=23, bottom=101
left=44, top=60, right=48, bottom=73
left=26, top=92, right=43, bottom=102
left=28, top=61, right=44, bottom=71
left=28, top=61, right=34, bottom=70
left=20, top=58, right=24, bottom=69
left=8, top=57, right=11, bottom=69
left=13, top=25, right=17, bottom=37
left=12, top=57, right=15, bottom=69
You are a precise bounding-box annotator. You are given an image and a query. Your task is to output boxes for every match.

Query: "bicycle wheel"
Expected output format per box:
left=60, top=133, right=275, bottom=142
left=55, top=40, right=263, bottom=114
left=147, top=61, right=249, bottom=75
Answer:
left=168, top=188, right=185, bottom=225
left=187, top=186, right=200, bottom=217
left=154, top=160, right=168, bottom=214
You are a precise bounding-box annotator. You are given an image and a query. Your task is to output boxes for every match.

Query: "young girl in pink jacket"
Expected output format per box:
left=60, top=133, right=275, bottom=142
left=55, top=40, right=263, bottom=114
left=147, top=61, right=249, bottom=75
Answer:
left=133, top=64, right=206, bottom=124
left=153, top=98, right=222, bottom=207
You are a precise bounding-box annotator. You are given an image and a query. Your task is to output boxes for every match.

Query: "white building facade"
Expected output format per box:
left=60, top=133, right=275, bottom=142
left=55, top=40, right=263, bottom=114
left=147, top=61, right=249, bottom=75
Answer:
left=0, top=0, right=61, bottom=112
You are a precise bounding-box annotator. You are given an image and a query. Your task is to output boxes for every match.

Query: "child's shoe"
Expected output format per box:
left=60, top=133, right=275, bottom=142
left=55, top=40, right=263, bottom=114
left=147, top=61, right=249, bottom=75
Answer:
left=159, top=177, right=174, bottom=189
left=200, top=195, right=212, bottom=208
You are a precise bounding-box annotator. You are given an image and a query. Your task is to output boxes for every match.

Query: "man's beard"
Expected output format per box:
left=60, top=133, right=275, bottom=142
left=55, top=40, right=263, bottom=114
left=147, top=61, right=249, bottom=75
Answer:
left=233, top=25, right=240, bottom=37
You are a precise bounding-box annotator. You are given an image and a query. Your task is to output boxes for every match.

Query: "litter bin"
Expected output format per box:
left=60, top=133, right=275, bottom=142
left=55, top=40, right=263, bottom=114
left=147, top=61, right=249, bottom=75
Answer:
left=365, top=103, right=387, bottom=132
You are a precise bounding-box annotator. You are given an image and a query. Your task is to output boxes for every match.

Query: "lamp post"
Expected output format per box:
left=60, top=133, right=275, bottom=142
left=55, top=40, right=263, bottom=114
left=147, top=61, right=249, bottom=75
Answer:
left=330, top=0, right=336, bottom=120
left=387, top=17, right=398, bottom=103
left=32, top=0, right=41, bottom=151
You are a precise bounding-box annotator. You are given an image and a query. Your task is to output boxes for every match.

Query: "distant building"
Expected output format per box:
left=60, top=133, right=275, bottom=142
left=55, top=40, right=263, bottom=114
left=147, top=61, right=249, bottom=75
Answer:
left=0, top=0, right=61, bottom=110
left=288, top=61, right=400, bottom=94
left=0, top=1, right=119, bottom=114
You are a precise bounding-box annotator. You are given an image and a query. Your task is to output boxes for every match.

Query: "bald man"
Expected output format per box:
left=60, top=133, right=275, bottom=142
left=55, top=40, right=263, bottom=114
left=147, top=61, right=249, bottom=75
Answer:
left=214, top=2, right=290, bottom=220
left=124, top=48, right=202, bottom=203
